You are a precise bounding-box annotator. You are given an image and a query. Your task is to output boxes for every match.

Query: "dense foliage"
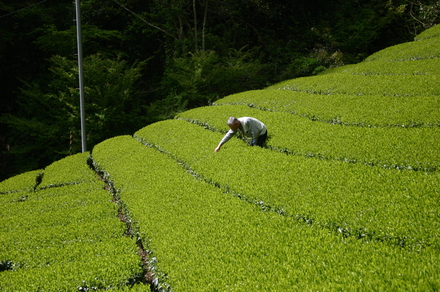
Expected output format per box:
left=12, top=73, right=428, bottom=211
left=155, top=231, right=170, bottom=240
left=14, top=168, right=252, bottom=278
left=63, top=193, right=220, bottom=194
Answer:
left=0, top=24, right=438, bottom=291
left=1, top=0, right=440, bottom=180
left=0, top=153, right=147, bottom=290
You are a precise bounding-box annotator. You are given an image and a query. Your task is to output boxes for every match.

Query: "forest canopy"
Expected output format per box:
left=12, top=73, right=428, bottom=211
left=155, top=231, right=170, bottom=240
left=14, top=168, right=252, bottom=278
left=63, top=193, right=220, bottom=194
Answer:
left=1, top=0, right=439, bottom=180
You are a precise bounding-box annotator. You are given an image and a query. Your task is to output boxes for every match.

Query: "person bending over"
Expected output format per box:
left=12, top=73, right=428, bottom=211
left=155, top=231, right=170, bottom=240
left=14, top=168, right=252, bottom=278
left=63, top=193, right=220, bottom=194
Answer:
left=214, top=117, right=267, bottom=152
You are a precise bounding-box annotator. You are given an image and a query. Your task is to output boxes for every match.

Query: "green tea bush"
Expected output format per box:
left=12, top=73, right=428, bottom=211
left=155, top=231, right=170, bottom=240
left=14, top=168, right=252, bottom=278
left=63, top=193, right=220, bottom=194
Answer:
left=364, top=34, right=440, bottom=61
left=135, top=119, right=440, bottom=250
left=268, top=73, right=440, bottom=97
left=323, top=58, right=440, bottom=76
left=92, top=135, right=440, bottom=291
left=176, top=105, right=440, bottom=171
left=37, top=152, right=97, bottom=188
left=415, top=24, right=440, bottom=40
left=214, top=90, right=440, bottom=127
left=0, top=154, right=145, bottom=291
left=268, top=30, right=440, bottom=96
left=0, top=169, right=42, bottom=194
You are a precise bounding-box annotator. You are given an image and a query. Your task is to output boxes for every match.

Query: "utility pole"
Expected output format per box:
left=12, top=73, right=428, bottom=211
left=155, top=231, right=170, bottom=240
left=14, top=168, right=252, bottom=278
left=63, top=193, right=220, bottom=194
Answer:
left=75, top=0, right=87, bottom=152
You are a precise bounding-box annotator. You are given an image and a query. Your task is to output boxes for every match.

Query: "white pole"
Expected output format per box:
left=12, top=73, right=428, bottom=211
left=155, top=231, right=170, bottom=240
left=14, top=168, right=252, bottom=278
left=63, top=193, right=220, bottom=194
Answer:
left=75, top=0, right=87, bottom=152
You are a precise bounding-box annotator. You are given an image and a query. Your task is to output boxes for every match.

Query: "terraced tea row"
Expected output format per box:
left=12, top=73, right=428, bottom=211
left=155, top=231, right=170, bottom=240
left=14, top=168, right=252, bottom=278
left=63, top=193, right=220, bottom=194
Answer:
left=176, top=105, right=439, bottom=171
left=91, top=135, right=439, bottom=290
left=269, top=73, right=440, bottom=96
left=324, top=58, right=440, bottom=76
left=0, top=153, right=146, bottom=291
left=365, top=32, right=440, bottom=61
left=134, top=119, right=440, bottom=251
left=415, top=24, right=440, bottom=40
left=269, top=27, right=440, bottom=96
left=215, top=90, right=439, bottom=127
left=215, top=90, right=440, bottom=127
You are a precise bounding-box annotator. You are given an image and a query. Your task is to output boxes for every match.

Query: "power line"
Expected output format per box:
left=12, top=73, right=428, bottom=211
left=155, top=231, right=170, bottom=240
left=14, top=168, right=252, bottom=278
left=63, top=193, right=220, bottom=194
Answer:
left=111, top=0, right=177, bottom=40
left=0, top=0, right=48, bottom=19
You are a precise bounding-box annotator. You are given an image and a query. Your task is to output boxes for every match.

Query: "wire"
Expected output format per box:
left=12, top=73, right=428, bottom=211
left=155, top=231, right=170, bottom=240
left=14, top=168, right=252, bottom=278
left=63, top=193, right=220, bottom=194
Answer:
left=111, top=0, right=177, bottom=40
left=0, top=0, right=48, bottom=19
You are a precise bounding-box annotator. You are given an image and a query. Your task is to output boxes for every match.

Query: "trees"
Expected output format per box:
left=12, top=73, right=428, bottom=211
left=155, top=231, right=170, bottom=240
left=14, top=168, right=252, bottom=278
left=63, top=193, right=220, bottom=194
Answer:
left=1, top=54, right=146, bottom=176
left=1, top=0, right=438, bottom=180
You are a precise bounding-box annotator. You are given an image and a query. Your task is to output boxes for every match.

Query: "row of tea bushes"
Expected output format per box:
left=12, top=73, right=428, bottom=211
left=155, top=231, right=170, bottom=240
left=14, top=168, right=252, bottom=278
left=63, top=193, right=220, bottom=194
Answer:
left=415, top=24, right=440, bottom=40
left=0, top=153, right=147, bottom=291
left=214, top=90, right=439, bottom=127
left=268, top=28, right=440, bottom=95
left=91, top=135, right=439, bottom=290
left=176, top=105, right=439, bottom=171
left=135, top=119, right=440, bottom=251
left=1, top=21, right=438, bottom=292
left=0, top=170, right=43, bottom=194
left=36, top=152, right=98, bottom=189
left=365, top=33, right=440, bottom=61
left=323, top=58, right=440, bottom=76
left=268, top=73, right=440, bottom=97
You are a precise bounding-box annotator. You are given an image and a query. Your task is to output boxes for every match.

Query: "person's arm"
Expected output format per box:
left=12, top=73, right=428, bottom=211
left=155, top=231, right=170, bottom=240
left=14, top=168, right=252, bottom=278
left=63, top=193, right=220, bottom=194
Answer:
left=214, top=130, right=236, bottom=152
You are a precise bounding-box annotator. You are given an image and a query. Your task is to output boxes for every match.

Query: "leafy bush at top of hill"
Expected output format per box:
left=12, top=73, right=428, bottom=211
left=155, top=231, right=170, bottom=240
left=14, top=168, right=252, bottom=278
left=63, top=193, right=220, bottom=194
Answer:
left=364, top=34, right=440, bottom=61
left=415, top=24, right=440, bottom=40
left=268, top=73, right=440, bottom=96
left=322, top=58, right=440, bottom=75
left=37, top=152, right=98, bottom=189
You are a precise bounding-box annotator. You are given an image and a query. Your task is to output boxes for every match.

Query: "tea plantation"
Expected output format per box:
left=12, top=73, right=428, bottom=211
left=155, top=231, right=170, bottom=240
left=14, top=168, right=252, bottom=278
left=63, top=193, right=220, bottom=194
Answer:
left=1, top=25, right=439, bottom=291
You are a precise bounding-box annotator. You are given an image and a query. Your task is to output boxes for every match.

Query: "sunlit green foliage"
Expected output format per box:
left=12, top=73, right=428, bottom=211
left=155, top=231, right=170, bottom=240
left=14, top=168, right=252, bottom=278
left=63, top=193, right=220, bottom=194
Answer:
left=364, top=36, right=440, bottom=61
left=324, top=58, right=440, bottom=75
left=135, top=119, right=440, bottom=249
left=176, top=105, right=439, bottom=171
left=415, top=24, right=440, bottom=40
left=36, top=152, right=97, bottom=188
left=0, top=153, right=144, bottom=291
left=269, top=73, right=440, bottom=96
left=92, top=135, right=440, bottom=291
left=269, top=29, right=440, bottom=96
left=214, top=89, right=440, bottom=127
left=1, top=24, right=439, bottom=292
left=0, top=169, right=42, bottom=194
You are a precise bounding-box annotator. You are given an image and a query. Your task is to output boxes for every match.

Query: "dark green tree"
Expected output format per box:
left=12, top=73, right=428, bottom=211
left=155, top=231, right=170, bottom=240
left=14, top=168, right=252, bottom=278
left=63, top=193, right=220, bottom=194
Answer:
left=1, top=54, right=146, bottom=177
left=1, top=0, right=439, bottom=180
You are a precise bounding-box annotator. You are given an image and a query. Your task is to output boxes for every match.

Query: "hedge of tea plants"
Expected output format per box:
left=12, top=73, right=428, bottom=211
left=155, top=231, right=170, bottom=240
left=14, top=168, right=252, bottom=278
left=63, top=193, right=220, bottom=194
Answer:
left=366, top=25, right=440, bottom=61
left=414, top=23, right=440, bottom=40
left=176, top=105, right=439, bottom=172
left=0, top=169, right=43, bottom=194
left=1, top=24, right=439, bottom=291
left=268, top=73, right=439, bottom=97
left=213, top=89, right=440, bottom=127
left=219, top=29, right=440, bottom=125
left=135, top=119, right=439, bottom=248
left=0, top=153, right=148, bottom=291
left=91, top=134, right=439, bottom=291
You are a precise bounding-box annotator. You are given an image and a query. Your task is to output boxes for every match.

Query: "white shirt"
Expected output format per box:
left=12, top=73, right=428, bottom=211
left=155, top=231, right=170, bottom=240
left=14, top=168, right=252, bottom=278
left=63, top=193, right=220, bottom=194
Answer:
left=219, top=117, right=267, bottom=146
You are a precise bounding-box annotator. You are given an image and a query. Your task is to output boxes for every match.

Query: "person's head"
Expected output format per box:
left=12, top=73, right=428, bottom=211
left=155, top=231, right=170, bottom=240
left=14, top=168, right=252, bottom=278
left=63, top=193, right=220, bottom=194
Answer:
left=227, top=117, right=240, bottom=131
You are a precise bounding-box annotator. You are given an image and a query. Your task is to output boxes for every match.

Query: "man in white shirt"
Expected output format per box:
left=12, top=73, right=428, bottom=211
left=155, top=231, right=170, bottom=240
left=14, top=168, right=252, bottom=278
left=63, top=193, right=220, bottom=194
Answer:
left=214, top=117, right=267, bottom=152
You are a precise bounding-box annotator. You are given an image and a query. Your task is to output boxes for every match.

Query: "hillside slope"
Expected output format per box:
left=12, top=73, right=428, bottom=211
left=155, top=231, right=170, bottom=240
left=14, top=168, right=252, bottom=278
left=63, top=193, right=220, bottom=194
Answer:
left=1, top=25, right=439, bottom=291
